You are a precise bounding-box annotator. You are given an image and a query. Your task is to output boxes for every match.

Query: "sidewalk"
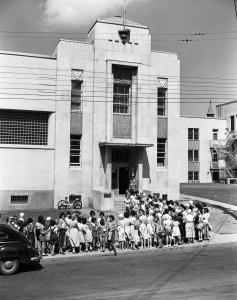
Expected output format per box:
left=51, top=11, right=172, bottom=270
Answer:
left=43, top=194, right=237, bottom=261
left=181, top=193, right=237, bottom=245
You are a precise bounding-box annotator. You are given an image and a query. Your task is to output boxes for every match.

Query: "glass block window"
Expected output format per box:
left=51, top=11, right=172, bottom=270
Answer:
left=188, top=171, right=199, bottom=181
left=188, top=128, right=199, bottom=140
left=71, top=80, right=82, bottom=112
left=188, top=149, right=199, bottom=162
left=157, top=88, right=167, bottom=116
left=0, top=110, right=48, bottom=145
left=70, top=135, right=81, bottom=166
left=157, top=138, right=167, bottom=166
left=113, top=84, right=130, bottom=114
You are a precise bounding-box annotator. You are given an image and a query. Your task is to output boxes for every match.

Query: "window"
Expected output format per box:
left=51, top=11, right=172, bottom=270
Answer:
left=11, top=195, right=28, bottom=204
left=213, top=129, right=218, bottom=141
left=113, top=84, right=130, bottom=114
left=188, top=171, right=199, bottom=181
left=188, top=128, right=199, bottom=140
left=70, top=135, right=81, bottom=166
left=157, top=88, right=167, bottom=116
left=157, top=138, right=167, bottom=166
left=188, top=150, right=199, bottom=162
left=213, top=150, right=218, bottom=162
left=71, top=80, right=82, bottom=112
left=0, top=110, right=48, bottom=145
left=112, top=66, right=134, bottom=114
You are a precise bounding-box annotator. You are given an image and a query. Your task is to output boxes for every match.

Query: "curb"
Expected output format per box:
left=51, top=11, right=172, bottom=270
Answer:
left=181, top=194, right=237, bottom=212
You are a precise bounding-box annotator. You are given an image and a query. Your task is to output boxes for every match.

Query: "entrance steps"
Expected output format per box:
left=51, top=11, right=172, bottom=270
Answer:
left=113, top=195, right=125, bottom=213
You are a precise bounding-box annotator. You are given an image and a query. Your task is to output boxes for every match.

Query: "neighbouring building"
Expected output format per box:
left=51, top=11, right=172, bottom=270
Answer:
left=0, top=17, right=236, bottom=211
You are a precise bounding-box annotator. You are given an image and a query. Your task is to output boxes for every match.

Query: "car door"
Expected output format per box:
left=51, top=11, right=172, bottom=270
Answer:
left=0, top=226, right=30, bottom=262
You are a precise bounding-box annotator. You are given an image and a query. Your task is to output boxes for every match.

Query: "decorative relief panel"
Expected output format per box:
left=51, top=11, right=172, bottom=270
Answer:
left=157, top=77, right=168, bottom=88
left=113, top=114, right=131, bottom=138
left=71, top=69, right=84, bottom=81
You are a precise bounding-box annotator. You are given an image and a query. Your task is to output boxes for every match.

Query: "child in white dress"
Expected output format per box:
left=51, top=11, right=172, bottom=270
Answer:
left=139, top=218, right=148, bottom=248
left=117, top=214, right=125, bottom=250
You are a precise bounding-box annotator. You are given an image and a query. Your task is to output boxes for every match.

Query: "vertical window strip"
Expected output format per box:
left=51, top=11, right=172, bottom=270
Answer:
left=157, top=77, right=168, bottom=117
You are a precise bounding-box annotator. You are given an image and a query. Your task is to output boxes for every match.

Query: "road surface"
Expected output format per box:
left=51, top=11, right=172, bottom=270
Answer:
left=1, top=243, right=237, bottom=300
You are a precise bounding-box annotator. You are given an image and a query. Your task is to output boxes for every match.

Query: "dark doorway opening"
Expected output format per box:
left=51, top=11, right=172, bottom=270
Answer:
left=212, top=171, right=219, bottom=182
left=119, top=167, right=129, bottom=194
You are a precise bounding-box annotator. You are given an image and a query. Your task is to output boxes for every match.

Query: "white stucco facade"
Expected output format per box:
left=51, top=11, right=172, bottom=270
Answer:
left=0, top=17, right=235, bottom=211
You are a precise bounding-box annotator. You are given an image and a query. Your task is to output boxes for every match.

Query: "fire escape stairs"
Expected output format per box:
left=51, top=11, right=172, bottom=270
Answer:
left=210, top=137, right=237, bottom=179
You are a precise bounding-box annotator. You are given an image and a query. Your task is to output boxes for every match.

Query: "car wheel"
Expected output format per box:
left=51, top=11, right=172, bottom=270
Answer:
left=0, top=259, right=20, bottom=275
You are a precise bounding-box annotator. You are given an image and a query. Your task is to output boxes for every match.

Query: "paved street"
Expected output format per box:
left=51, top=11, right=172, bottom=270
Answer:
left=1, top=243, right=237, bottom=300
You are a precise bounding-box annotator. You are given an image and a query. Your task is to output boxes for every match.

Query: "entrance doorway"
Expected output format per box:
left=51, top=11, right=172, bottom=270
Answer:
left=119, top=167, right=129, bottom=194
left=212, top=171, right=219, bottom=182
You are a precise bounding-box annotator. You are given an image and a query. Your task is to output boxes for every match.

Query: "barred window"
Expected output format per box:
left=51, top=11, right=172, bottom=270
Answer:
left=157, top=88, right=167, bottom=116
left=188, top=128, right=199, bottom=140
left=188, top=171, right=199, bottom=181
left=113, top=84, right=130, bottom=114
left=70, top=135, right=81, bottom=166
left=71, top=80, right=82, bottom=112
left=157, top=138, right=167, bottom=166
left=11, top=195, right=28, bottom=204
left=0, top=110, right=48, bottom=145
left=188, top=150, right=199, bottom=162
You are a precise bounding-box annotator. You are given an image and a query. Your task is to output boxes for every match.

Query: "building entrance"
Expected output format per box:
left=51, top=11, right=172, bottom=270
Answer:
left=119, top=167, right=129, bottom=194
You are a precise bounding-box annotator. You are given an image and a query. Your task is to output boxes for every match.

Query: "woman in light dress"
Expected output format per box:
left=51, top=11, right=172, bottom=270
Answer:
left=77, top=216, right=85, bottom=252
left=123, top=211, right=131, bottom=248
left=184, top=209, right=195, bottom=243
left=147, top=210, right=155, bottom=248
left=130, top=211, right=140, bottom=249
left=67, top=212, right=79, bottom=253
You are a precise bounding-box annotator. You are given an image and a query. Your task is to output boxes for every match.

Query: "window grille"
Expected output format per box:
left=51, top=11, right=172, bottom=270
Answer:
left=157, top=138, right=167, bottom=166
left=188, top=171, right=199, bottom=181
left=113, top=84, right=130, bottom=114
left=71, top=80, right=82, bottom=112
left=0, top=110, right=48, bottom=145
left=70, top=135, right=81, bottom=166
left=157, top=88, right=167, bottom=116
left=188, top=128, right=199, bottom=140
left=11, top=195, right=28, bottom=204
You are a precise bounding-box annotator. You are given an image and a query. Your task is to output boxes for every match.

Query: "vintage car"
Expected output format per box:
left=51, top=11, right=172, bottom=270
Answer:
left=0, top=223, right=41, bottom=275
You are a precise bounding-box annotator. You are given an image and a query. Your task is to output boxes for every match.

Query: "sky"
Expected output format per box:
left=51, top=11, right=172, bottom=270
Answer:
left=0, top=0, right=237, bottom=116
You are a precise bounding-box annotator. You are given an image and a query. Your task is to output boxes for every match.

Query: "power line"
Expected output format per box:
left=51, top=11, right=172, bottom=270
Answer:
left=1, top=65, right=237, bottom=82
left=0, top=30, right=237, bottom=36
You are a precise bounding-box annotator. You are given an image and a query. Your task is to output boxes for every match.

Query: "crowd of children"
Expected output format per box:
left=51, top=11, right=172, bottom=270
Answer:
left=2, top=190, right=211, bottom=257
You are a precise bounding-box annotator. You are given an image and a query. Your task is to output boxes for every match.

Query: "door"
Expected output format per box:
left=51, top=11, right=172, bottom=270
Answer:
left=119, top=167, right=129, bottom=194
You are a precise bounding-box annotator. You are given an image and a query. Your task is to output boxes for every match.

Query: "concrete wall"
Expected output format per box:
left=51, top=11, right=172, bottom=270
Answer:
left=180, top=116, right=226, bottom=183
left=0, top=51, right=56, bottom=209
